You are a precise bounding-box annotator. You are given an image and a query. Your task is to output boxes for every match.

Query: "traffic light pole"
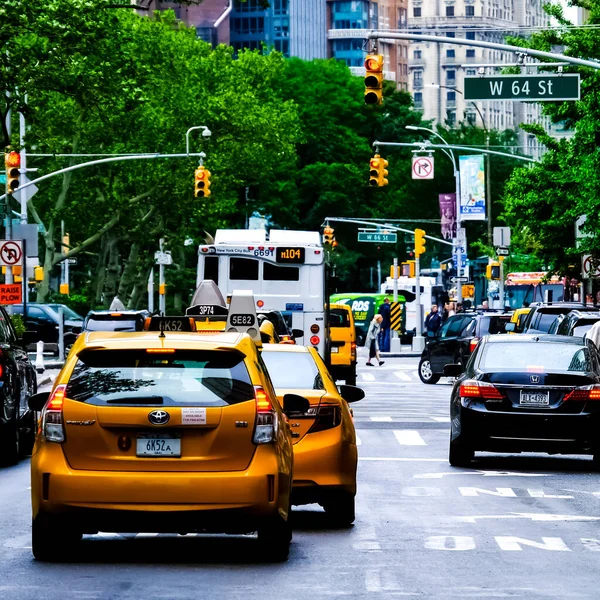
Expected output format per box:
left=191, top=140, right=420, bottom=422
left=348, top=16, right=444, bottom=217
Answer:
left=413, top=254, right=425, bottom=352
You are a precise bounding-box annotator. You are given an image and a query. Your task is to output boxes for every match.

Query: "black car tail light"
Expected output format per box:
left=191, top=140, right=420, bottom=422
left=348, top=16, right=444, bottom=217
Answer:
left=469, top=337, right=480, bottom=353
left=563, top=385, right=600, bottom=402
left=460, top=379, right=503, bottom=400
left=307, top=404, right=341, bottom=434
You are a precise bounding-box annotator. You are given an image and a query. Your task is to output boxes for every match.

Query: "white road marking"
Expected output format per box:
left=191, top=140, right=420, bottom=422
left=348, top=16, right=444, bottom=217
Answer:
left=361, top=373, right=375, bottom=382
left=415, top=470, right=550, bottom=479
left=430, top=416, right=451, bottom=422
left=365, top=569, right=382, bottom=592
left=394, top=371, right=412, bottom=381
left=495, top=536, right=571, bottom=552
left=425, top=536, right=476, bottom=551
left=457, top=513, right=600, bottom=524
left=527, top=489, right=574, bottom=499
left=359, top=457, right=446, bottom=462
left=581, top=539, right=600, bottom=551
left=370, top=416, right=392, bottom=422
left=356, top=435, right=361, bottom=446
left=459, top=487, right=518, bottom=497
left=353, top=541, right=382, bottom=551
left=393, top=430, right=427, bottom=446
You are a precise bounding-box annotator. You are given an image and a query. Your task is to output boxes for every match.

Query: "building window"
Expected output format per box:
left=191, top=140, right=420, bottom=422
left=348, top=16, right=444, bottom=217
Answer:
left=414, top=92, right=423, bottom=108
left=414, top=50, right=422, bottom=59
left=466, top=5, right=475, bottom=16
left=466, top=112, right=477, bottom=126
left=398, top=8, right=407, bottom=26
left=466, top=49, right=475, bottom=57
left=466, top=31, right=475, bottom=40
left=447, top=69, right=456, bottom=83
left=446, top=32, right=455, bottom=38
left=413, top=7, right=422, bottom=17
left=446, top=6, right=454, bottom=16
left=466, top=68, right=476, bottom=76
left=447, top=91, right=456, bottom=102
left=414, top=70, right=423, bottom=88
left=447, top=111, right=456, bottom=126
left=446, top=49, right=455, bottom=58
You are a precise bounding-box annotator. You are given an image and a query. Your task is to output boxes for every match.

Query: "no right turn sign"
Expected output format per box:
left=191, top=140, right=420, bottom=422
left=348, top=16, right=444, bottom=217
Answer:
left=412, top=156, right=434, bottom=179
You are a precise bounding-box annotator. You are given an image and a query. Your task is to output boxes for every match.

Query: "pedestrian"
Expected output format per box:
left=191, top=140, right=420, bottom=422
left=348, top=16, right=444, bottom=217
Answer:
left=377, top=297, right=392, bottom=353
left=456, top=302, right=463, bottom=313
left=424, top=304, right=442, bottom=336
left=365, top=314, right=385, bottom=366
left=482, top=300, right=489, bottom=309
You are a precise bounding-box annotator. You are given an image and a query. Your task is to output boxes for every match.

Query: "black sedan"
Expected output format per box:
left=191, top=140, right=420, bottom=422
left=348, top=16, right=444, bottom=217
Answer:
left=446, top=334, right=600, bottom=467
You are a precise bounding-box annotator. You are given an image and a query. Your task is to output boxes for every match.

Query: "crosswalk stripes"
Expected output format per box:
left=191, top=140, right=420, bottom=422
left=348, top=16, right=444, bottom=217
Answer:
left=361, top=373, right=375, bottom=382
left=394, top=371, right=412, bottom=382
left=393, top=430, right=426, bottom=446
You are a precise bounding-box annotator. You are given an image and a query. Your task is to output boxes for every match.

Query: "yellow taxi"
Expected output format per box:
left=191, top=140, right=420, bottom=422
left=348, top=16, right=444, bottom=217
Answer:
left=28, top=291, right=307, bottom=562
left=261, top=344, right=363, bottom=526
left=507, top=306, right=531, bottom=334
left=259, top=317, right=280, bottom=344
left=328, top=303, right=357, bottom=385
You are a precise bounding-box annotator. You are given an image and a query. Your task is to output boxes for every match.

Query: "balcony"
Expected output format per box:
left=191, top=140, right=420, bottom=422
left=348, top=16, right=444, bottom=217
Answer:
left=407, top=16, right=517, bottom=30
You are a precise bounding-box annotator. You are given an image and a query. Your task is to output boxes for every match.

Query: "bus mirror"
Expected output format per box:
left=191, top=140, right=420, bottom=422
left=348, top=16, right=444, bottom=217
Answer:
left=292, top=329, right=304, bottom=338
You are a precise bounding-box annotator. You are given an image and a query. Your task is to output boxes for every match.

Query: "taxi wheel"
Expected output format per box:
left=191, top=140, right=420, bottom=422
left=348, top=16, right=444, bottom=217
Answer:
left=256, top=516, right=291, bottom=562
left=323, top=492, right=355, bottom=527
left=418, top=358, right=440, bottom=385
left=32, top=515, right=82, bottom=561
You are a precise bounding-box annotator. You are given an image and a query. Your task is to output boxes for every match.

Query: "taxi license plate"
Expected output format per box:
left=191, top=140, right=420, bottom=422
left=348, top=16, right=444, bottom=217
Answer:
left=331, top=347, right=339, bottom=353
left=136, top=434, right=181, bottom=457
left=520, top=391, right=549, bottom=406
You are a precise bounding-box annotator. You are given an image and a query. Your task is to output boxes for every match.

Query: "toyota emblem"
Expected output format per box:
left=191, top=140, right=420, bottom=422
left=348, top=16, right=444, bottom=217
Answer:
left=148, top=410, right=170, bottom=425
left=530, top=375, right=540, bottom=384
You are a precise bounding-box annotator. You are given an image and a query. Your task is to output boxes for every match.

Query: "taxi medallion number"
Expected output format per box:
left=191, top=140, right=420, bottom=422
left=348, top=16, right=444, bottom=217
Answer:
left=230, top=314, right=255, bottom=326
left=136, top=434, right=181, bottom=457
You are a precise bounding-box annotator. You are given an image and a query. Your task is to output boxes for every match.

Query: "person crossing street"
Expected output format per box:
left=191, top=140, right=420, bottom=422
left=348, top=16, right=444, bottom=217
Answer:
left=365, top=314, right=385, bottom=366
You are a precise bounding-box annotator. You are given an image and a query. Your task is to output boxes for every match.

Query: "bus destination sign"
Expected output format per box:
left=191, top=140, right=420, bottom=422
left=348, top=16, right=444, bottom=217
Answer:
left=276, top=247, right=305, bottom=264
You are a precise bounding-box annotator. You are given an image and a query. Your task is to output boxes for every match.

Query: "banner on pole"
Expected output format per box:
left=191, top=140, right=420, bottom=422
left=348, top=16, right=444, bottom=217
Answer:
left=438, top=193, right=456, bottom=240
left=459, top=155, right=486, bottom=221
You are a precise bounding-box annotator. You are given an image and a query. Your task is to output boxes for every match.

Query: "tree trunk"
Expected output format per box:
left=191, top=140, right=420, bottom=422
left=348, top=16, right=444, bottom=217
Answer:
left=37, top=222, right=56, bottom=302
left=94, top=235, right=110, bottom=306
left=117, top=242, right=140, bottom=302
left=102, top=235, right=120, bottom=307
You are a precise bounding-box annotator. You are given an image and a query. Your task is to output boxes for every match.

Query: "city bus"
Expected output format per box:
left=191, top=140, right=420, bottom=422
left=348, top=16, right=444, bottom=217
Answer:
left=504, top=272, right=582, bottom=308
left=196, top=229, right=329, bottom=358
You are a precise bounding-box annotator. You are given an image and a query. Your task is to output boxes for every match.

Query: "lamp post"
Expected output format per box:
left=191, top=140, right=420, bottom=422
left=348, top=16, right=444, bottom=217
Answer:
left=406, top=125, right=464, bottom=305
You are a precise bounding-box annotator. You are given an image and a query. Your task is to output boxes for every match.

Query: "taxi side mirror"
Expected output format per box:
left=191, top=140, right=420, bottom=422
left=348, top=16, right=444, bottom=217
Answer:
left=505, top=322, right=516, bottom=332
left=282, top=394, right=310, bottom=415
left=292, top=329, right=304, bottom=339
left=443, top=364, right=463, bottom=377
left=28, top=391, right=50, bottom=411
left=338, top=384, right=364, bottom=403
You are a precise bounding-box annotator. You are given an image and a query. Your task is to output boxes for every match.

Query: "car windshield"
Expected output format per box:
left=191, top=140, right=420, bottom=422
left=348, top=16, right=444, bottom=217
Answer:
left=85, top=319, right=139, bottom=332
left=46, top=304, right=83, bottom=321
left=480, top=342, right=593, bottom=372
left=66, top=349, right=254, bottom=406
left=262, top=351, right=324, bottom=390
left=573, top=322, right=599, bottom=337
left=330, top=308, right=350, bottom=327
left=537, top=312, right=563, bottom=332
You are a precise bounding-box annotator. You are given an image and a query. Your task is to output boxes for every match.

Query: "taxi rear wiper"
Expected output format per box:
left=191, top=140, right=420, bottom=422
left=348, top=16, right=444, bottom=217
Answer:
left=106, top=396, right=164, bottom=404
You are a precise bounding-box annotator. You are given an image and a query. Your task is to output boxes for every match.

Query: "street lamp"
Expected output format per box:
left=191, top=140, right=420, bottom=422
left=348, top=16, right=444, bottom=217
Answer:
left=405, top=125, right=464, bottom=307
left=185, top=125, right=212, bottom=156
left=425, top=84, right=486, bottom=132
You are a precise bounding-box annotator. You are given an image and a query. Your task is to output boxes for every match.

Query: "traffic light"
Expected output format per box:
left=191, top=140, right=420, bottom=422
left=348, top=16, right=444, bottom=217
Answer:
left=369, top=154, right=388, bottom=187
left=4, top=151, right=20, bottom=194
left=486, top=263, right=501, bottom=279
left=194, top=166, right=211, bottom=198
left=414, top=229, right=426, bottom=256
left=323, top=226, right=335, bottom=246
left=364, top=54, right=384, bottom=105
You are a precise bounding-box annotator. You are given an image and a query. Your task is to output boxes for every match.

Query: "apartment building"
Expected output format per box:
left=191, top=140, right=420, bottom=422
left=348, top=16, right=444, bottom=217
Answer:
left=408, top=0, right=552, bottom=158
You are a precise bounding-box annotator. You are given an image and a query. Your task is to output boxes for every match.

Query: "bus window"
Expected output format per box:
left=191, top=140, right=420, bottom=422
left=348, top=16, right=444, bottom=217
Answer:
left=204, top=256, right=219, bottom=286
left=230, top=257, right=259, bottom=280
left=263, top=263, right=300, bottom=282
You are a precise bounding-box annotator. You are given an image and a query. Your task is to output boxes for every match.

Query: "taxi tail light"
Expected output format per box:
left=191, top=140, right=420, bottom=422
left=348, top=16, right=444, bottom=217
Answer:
left=253, top=386, right=277, bottom=444
left=469, top=337, right=480, bottom=353
left=306, top=404, right=341, bottom=433
left=459, top=379, right=503, bottom=400
left=42, top=384, right=67, bottom=443
left=563, top=385, right=600, bottom=402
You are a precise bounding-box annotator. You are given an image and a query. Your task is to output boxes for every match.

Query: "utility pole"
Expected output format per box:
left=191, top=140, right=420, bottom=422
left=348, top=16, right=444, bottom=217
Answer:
left=158, top=238, right=166, bottom=315
left=148, top=267, right=154, bottom=313
left=486, top=132, right=492, bottom=246
left=4, top=99, right=12, bottom=285
left=391, top=257, right=401, bottom=352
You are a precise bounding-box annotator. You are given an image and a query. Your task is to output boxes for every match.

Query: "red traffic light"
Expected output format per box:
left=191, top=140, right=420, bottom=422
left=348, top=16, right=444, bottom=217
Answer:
left=364, top=55, right=383, bottom=72
left=5, top=151, right=20, bottom=168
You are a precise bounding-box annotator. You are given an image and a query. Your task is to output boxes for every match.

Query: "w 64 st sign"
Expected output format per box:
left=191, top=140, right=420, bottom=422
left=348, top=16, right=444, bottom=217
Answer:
left=582, top=254, right=600, bottom=279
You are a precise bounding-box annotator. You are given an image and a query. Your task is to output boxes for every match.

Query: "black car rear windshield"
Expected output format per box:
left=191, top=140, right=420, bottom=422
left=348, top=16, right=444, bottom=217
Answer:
left=330, top=308, right=350, bottom=328
left=262, top=351, right=325, bottom=390
left=479, top=316, right=511, bottom=335
left=66, top=349, right=254, bottom=407
left=480, top=342, right=593, bottom=373
left=85, top=319, right=140, bottom=332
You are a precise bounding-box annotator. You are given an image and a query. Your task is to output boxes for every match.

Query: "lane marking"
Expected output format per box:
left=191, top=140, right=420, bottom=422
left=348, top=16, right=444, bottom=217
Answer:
left=394, top=371, right=412, bottom=381
left=370, top=416, right=393, bottom=422
left=415, top=470, right=550, bottom=479
left=356, top=435, right=361, bottom=446
left=425, top=535, right=476, bottom=551
left=431, top=416, right=451, bottom=422
left=457, top=513, right=600, bottom=524
left=495, top=536, right=571, bottom=552
left=359, top=457, right=446, bottom=462
left=361, top=373, right=375, bottom=382
left=393, top=430, right=427, bottom=446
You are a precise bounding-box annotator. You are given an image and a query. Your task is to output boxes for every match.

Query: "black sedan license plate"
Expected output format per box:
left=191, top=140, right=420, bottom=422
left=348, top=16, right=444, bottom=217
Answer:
left=136, top=434, right=181, bottom=457
left=520, top=391, right=549, bottom=406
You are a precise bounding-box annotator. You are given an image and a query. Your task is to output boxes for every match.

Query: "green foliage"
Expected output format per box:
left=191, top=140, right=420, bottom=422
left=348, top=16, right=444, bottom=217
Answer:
left=10, top=313, right=25, bottom=337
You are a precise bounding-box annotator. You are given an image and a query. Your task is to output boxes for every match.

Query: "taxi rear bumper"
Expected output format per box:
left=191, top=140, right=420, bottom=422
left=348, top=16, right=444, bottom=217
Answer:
left=32, top=444, right=291, bottom=532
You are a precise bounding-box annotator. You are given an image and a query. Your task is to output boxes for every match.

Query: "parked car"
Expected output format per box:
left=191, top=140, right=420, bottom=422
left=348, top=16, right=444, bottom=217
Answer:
left=552, top=310, right=600, bottom=337
left=418, top=311, right=513, bottom=384
left=11, top=303, right=84, bottom=354
left=509, top=302, right=595, bottom=334
left=83, top=309, right=150, bottom=332
left=445, top=334, right=600, bottom=467
left=0, top=306, right=38, bottom=464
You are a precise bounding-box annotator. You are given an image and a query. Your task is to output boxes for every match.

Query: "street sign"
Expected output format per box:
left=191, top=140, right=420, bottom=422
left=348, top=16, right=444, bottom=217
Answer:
left=0, top=283, right=22, bottom=304
left=464, top=74, right=580, bottom=101
left=451, top=276, right=469, bottom=283
left=462, top=284, right=475, bottom=298
left=493, top=226, right=510, bottom=247
left=582, top=254, right=600, bottom=279
left=390, top=301, right=402, bottom=331
left=357, top=232, right=397, bottom=243
left=496, top=247, right=509, bottom=256
left=0, top=240, right=23, bottom=266
left=412, top=156, right=434, bottom=180
left=67, top=258, right=77, bottom=265
left=154, top=251, right=172, bottom=265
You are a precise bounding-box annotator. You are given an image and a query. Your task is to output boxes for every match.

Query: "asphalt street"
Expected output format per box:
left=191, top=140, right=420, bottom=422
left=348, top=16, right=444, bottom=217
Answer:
left=1, top=356, right=599, bottom=599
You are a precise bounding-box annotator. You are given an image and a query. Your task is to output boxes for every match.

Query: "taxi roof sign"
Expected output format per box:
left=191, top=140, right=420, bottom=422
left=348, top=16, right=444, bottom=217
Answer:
left=187, top=280, right=228, bottom=316
left=145, top=316, right=195, bottom=332
left=226, top=289, right=261, bottom=345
